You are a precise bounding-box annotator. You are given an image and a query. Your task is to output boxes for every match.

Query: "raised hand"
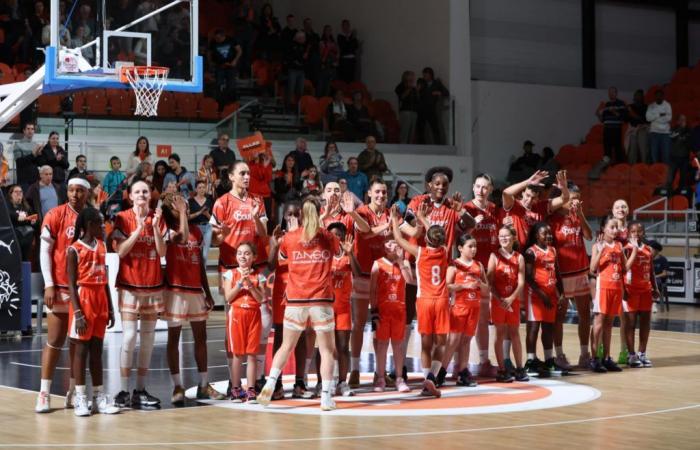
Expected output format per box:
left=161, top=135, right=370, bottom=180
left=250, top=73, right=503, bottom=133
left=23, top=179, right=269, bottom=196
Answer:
left=152, top=207, right=163, bottom=230
left=451, top=192, right=464, bottom=211
left=528, top=170, right=549, bottom=187
left=174, top=195, right=187, bottom=214
left=555, top=170, right=568, bottom=189
left=340, top=192, right=355, bottom=213
left=417, top=200, right=430, bottom=221
left=341, top=234, right=354, bottom=254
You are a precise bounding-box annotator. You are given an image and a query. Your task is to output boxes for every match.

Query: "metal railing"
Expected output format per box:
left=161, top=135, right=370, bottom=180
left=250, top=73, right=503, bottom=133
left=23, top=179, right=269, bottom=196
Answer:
left=633, top=195, right=697, bottom=264
left=198, top=98, right=259, bottom=140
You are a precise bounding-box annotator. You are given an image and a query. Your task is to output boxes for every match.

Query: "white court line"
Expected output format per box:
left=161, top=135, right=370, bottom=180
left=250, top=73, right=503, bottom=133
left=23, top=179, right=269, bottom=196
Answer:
left=9, top=362, right=229, bottom=371
left=0, top=403, right=698, bottom=447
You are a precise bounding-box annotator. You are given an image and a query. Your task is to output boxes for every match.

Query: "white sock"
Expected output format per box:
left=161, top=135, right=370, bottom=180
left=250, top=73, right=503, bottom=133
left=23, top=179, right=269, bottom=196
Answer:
left=40, top=379, right=51, bottom=393
left=580, top=345, right=590, bottom=356
left=171, top=373, right=182, bottom=387
left=136, top=374, right=146, bottom=391
left=75, top=385, right=87, bottom=395
left=527, top=353, right=536, bottom=360
left=199, top=372, right=209, bottom=387
left=544, top=348, right=554, bottom=360
left=120, top=376, right=129, bottom=392
left=422, top=367, right=430, bottom=378
left=268, top=367, right=282, bottom=384
left=93, top=385, right=103, bottom=395
left=430, top=360, right=442, bottom=375
left=351, top=357, right=360, bottom=371
left=321, top=380, right=331, bottom=394
left=68, top=378, right=75, bottom=392
left=555, top=346, right=564, bottom=357
left=479, top=350, right=488, bottom=364
left=503, top=340, right=512, bottom=360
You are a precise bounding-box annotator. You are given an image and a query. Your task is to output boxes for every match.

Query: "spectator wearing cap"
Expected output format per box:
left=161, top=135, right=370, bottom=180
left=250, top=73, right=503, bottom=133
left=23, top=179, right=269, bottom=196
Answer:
left=163, top=153, right=196, bottom=198
left=596, top=86, right=627, bottom=165
left=507, top=140, right=541, bottom=183
left=646, top=89, right=673, bottom=164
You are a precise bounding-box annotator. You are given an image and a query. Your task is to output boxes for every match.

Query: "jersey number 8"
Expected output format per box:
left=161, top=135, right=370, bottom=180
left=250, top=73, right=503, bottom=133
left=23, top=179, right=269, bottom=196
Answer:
left=431, top=265, right=441, bottom=285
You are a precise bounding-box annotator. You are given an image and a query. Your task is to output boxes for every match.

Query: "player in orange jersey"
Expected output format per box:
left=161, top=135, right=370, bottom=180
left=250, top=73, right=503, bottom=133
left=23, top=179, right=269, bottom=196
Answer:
left=391, top=203, right=448, bottom=397
left=523, top=222, right=567, bottom=378
left=488, top=226, right=528, bottom=382
left=320, top=181, right=370, bottom=232
left=35, top=176, right=90, bottom=413
left=370, top=239, right=414, bottom=393
left=110, top=180, right=166, bottom=409
left=623, top=221, right=658, bottom=368
left=548, top=182, right=594, bottom=369
left=160, top=194, right=223, bottom=405
left=590, top=215, right=637, bottom=373
left=440, top=234, right=488, bottom=386
left=611, top=198, right=631, bottom=365
left=258, top=198, right=342, bottom=411
left=223, top=242, right=267, bottom=403
left=65, top=207, right=120, bottom=417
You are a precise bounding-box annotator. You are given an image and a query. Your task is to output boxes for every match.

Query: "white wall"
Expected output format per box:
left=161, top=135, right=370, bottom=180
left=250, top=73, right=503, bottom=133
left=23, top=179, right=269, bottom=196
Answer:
left=471, top=80, right=633, bottom=183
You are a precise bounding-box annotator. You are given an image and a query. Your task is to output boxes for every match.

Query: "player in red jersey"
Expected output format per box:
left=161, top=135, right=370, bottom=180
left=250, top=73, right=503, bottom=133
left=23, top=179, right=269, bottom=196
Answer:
left=488, top=226, right=529, bottom=382
left=611, top=198, right=631, bottom=365
left=370, top=239, right=414, bottom=393
left=391, top=203, right=448, bottom=397
left=223, top=242, right=267, bottom=403
left=160, top=194, right=223, bottom=405
left=440, top=234, right=488, bottom=387
left=623, top=221, right=658, bottom=368
left=548, top=183, right=594, bottom=369
left=35, top=176, right=90, bottom=413
left=523, top=222, right=567, bottom=377
left=590, top=215, right=638, bottom=373
left=110, top=180, right=166, bottom=408
left=258, top=198, right=342, bottom=411
left=320, top=181, right=370, bottom=232
left=64, top=207, right=120, bottom=416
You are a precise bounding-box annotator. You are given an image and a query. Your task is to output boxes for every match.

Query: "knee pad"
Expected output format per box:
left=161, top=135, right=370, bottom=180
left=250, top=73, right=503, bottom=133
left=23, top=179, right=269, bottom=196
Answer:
left=137, top=320, right=157, bottom=369
left=120, top=320, right=138, bottom=369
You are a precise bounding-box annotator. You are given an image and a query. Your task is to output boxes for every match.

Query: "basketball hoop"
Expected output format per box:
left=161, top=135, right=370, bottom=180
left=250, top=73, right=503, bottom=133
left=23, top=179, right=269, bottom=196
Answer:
left=120, top=66, right=169, bottom=117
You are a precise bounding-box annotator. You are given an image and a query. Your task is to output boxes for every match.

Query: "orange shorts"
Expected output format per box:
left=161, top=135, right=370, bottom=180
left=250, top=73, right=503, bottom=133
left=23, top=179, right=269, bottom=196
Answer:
left=623, top=290, right=652, bottom=313
left=593, top=287, right=622, bottom=316
left=490, top=297, right=520, bottom=326
left=450, top=304, right=480, bottom=336
left=416, top=297, right=450, bottom=335
left=227, top=306, right=261, bottom=355
left=68, top=286, right=109, bottom=341
left=526, top=288, right=557, bottom=323
left=333, top=301, right=352, bottom=331
left=376, top=305, right=406, bottom=341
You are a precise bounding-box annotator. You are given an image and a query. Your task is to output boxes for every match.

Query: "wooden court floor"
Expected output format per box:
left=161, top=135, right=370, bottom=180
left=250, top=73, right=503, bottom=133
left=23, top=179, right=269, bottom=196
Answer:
left=0, top=307, right=699, bottom=449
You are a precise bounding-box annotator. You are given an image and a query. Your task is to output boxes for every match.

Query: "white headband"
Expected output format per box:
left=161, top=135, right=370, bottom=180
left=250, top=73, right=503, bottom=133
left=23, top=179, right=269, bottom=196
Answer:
left=68, top=178, right=91, bottom=189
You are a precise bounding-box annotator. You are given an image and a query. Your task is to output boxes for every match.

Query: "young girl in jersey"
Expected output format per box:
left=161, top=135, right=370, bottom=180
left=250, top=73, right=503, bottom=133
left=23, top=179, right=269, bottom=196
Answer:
left=440, top=234, right=488, bottom=387
left=160, top=194, right=224, bottom=405
left=590, top=215, right=637, bottom=373
left=623, top=221, right=657, bottom=368
left=223, top=242, right=267, bottom=402
left=391, top=203, right=448, bottom=397
left=301, top=165, right=323, bottom=196
left=370, top=239, right=413, bottom=393
left=611, top=199, right=631, bottom=365
left=524, top=222, right=566, bottom=377
left=66, top=207, right=119, bottom=416
left=488, top=226, right=528, bottom=382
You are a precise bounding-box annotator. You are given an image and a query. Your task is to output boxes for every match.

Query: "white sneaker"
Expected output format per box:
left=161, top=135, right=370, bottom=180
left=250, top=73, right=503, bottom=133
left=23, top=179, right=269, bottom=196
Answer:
left=35, top=392, right=50, bottom=413
left=639, top=353, right=653, bottom=367
left=64, top=389, right=75, bottom=409
left=396, top=377, right=411, bottom=393
left=336, top=381, right=355, bottom=397
left=74, top=393, right=91, bottom=417
left=257, top=381, right=275, bottom=406
left=94, top=393, right=120, bottom=414
left=320, top=393, right=336, bottom=411
left=628, top=353, right=642, bottom=368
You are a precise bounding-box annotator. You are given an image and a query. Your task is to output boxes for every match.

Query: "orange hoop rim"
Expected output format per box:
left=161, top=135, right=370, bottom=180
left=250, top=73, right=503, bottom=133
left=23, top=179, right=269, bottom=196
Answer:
left=119, top=65, right=170, bottom=83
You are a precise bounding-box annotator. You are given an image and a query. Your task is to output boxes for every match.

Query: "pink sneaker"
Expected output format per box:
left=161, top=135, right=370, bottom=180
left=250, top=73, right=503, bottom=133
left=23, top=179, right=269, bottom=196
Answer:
left=373, top=374, right=386, bottom=392
left=396, top=377, right=410, bottom=393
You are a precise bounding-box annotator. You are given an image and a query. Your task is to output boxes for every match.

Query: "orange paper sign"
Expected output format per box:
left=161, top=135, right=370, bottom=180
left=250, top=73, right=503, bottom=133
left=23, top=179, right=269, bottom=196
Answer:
left=236, top=132, right=266, bottom=161
left=157, top=144, right=172, bottom=158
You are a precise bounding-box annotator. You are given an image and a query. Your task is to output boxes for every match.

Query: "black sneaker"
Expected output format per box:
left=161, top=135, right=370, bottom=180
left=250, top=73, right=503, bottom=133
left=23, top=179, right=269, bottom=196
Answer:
left=402, top=365, right=408, bottom=380
left=114, top=390, right=131, bottom=408
left=544, top=358, right=568, bottom=376
left=603, top=357, right=623, bottom=372
left=436, top=367, right=447, bottom=387
left=589, top=357, right=608, bottom=373
left=456, top=369, right=478, bottom=387
left=272, top=379, right=285, bottom=401
left=496, top=370, right=514, bottom=383
left=423, top=373, right=441, bottom=397
left=131, top=389, right=161, bottom=408
left=524, top=358, right=543, bottom=377
left=514, top=368, right=530, bottom=382
left=255, top=376, right=266, bottom=394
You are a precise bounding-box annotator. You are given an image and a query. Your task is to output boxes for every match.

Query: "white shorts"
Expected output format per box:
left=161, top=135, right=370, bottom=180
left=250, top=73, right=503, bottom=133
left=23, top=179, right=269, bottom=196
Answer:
left=283, top=305, right=335, bottom=332
left=260, top=303, right=272, bottom=344
left=163, top=290, right=209, bottom=324
left=46, top=288, right=71, bottom=314
left=562, top=273, right=591, bottom=298
left=119, top=289, right=164, bottom=315
left=352, top=276, right=370, bottom=301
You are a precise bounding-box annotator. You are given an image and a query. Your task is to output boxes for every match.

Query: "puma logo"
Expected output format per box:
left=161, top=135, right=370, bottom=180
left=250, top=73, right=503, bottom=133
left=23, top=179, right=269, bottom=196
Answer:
left=0, top=240, right=13, bottom=254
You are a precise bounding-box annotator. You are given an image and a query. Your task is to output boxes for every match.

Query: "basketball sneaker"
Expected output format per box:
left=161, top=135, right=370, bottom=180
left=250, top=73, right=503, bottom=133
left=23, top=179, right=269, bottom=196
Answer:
left=436, top=367, right=447, bottom=387
left=257, top=381, right=274, bottom=406
left=132, top=389, right=161, bottom=408
left=456, top=369, right=478, bottom=387
left=272, top=379, right=285, bottom=400
left=504, top=358, right=515, bottom=374
left=231, top=387, right=246, bottom=403
left=197, top=384, right=226, bottom=400
left=348, top=370, right=361, bottom=388
left=478, top=359, right=498, bottom=377
left=320, top=393, right=336, bottom=411
left=114, top=390, right=131, bottom=408
left=589, top=357, right=608, bottom=373
left=34, top=391, right=50, bottom=413
left=336, top=381, right=355, bottom=397
left=524, top=358, right=542, bottom=377
left=246, top=387, right=258, bottom=404
left=554, top=354, right=573, bottom=371
left=74, top=393, right=91, bottom=417
left=578, top=353, right=592, bottom=369
left=422, top=373, right=441, bottom=398
left=292, top=380, right=315, bottom=399
left=255, top=376, right=267, bottom=394
left=544, top=358, right=568, bottom=376
left=94, top=393, right=120, bottom=415
left=496, top=370, right=515, bottom=383
left=171, top=386, right=185, bottom=406
left=396, top=377, right=411, bottom=393
left=373, top=375, right=386, bottom=392
left=384, top=373, right=396, bottom=388
left=617, top=349, right=629, bottom=365
left=603, top=357, right=623, bottom=372
left=627, top=353, right=642, bottom=368
left=639, top=352, right=653, bottom=367
left=514, top=368, right=530, bottom=382
left=64, top=388, right=75, bottom=409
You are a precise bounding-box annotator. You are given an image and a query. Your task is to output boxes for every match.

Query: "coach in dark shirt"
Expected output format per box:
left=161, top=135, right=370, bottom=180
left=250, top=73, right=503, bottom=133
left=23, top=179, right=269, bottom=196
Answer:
left=209, top=133, right=237, bottom=178
left=596, top=86, right=627, bottom=164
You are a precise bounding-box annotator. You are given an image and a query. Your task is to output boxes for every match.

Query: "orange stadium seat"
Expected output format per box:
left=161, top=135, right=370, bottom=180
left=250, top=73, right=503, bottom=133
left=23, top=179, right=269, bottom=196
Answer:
left=156, top=92, right=176, bottom=118
left=198, top=97, right=220, bottom=120
left=85, top=90, right=108, bottom=115
left=221, top=101, right=240, bottom=118
left=37, top=95, right=62, bottom=115
left=175, top=93, right=199, bottom=119
left=299, top=95, right=321, bottom=125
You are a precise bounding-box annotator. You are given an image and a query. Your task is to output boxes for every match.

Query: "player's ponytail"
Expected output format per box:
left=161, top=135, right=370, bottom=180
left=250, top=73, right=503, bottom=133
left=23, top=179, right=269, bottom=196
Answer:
left=301, top=197, right=321, bottom=242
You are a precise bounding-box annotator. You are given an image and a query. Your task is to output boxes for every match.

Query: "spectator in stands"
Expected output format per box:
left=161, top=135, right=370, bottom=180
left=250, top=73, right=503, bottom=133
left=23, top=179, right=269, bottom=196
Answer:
left=358, top=135, right=388, bottom=181
left=130, top=160, right=153, bottom=185
left=280, top=14, right=297, bottom=52
left=595, top=86, right=627, bottom=165
left=319, top=140, right=345, bottom=183
left=209, top=28, right=242, bottom=103
left=300, top=165, right=322, bottom=196
left=395, top=70, right=419, bottom=144
left=325, top=88, right=351, bottom=139
left=285, top=137, right=313, bottom=175
left=286, top=31, right=307, bottom=110
left=209, top=133, right=237, bottom=179
left=666, top=114, right=691, bottom=194
left=303, top=18, right=321, bottom=88
left=273, top=154, right=301, bottom=212
left=7, top=183, right=37, bottom=262
left=538, top=146, right=560, bottom=181
left=646, top=89, right=673, bottom=164
left=102, top=156, right=126, bottom=196
left=233, top=0, right=255, bottom=79
left=249, top=152, right=274, bottom=218
left=36, top=131, right=68, bottom=185
left=198, top=154, right=219, bottom=198
left=89, top=178, right=108, bottom=210
left=337, top=19, right=358, bottom=83
left=127, top=136, right=153, bottom=179
left=507, top=140, right=540, bottom=183
left=189, top=180, right=214, bottom=258
left=67, top=154, right=93, bottom=180
left=416, top=67, right=449, bottom=145
left=256, top=3, right=281, bottom=60
left=152, top=160, right=169, bottom=194
left=73, top=3, right=96, bottom=41
left=338, top=177, right=363, bottom=208
left=626, top=89, right=649, bottom=164
left=71, top=25, right=92, bottom=61
left=390, top=180, right=411, bottom=215
left=343, top=156, right=368, bottom=201
left=650, top=240, right=668, bottom=308
left=318, top=25, right=339, bottom=97
left=12, top=122, right=41, bottom=190
left=28, top=0, right=48, bottom=63
left=25, top=165, right=65, bottom=222
left=347, top=91, right=375, bottom=141
left=163, top=153, right=196, bottom=197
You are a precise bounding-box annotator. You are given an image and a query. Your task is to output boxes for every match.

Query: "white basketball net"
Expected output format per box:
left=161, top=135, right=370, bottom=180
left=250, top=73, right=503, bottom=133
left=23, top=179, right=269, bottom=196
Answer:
left=124, top=67, right=169, bottom=117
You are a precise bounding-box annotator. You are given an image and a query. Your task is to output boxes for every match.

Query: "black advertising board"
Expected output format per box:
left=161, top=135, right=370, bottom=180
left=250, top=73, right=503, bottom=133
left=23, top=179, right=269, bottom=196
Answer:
left=0, top=190, right=22, bottom=329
